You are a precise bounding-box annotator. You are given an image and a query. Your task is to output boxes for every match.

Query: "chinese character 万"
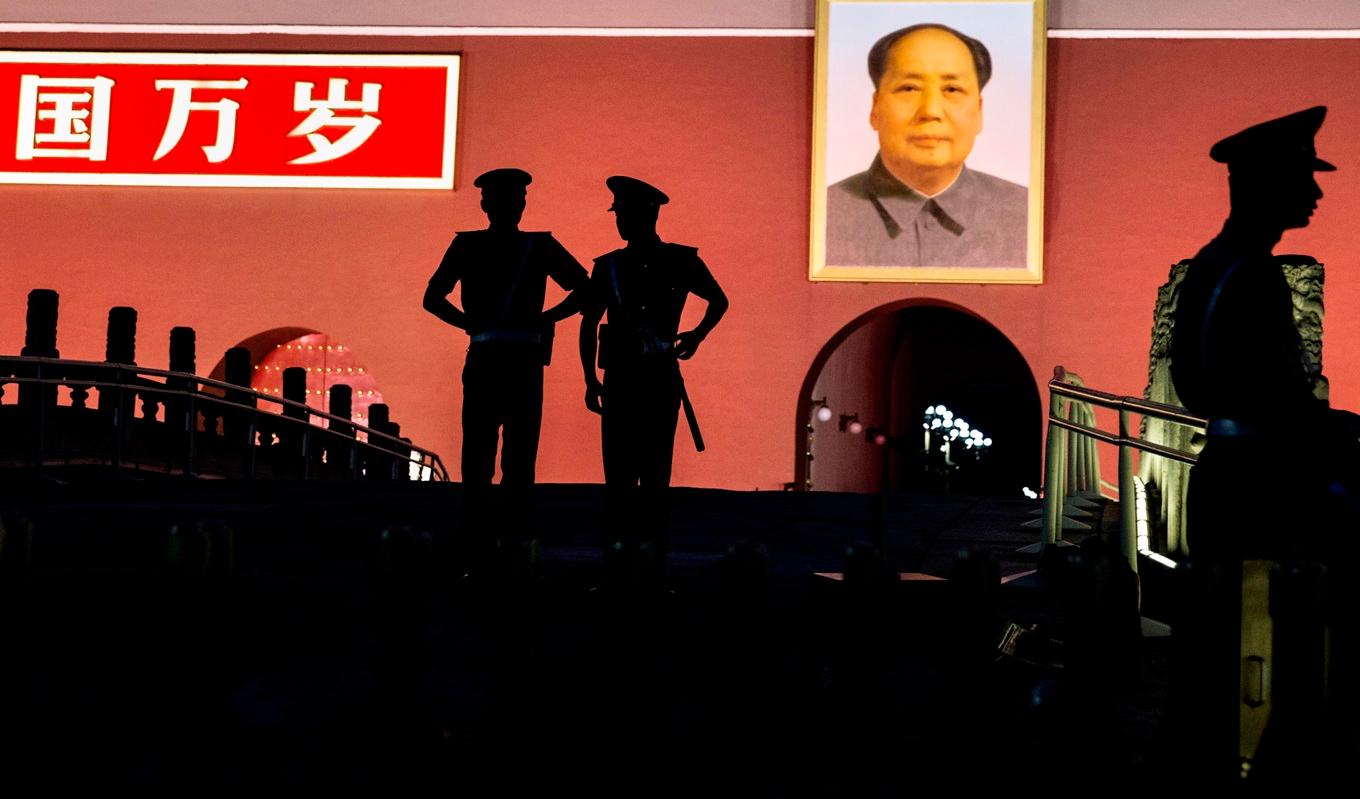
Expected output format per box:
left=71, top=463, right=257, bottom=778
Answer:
left=17, top=75, right=115, bottom=161
left=154, top=78, right=248, bottom=163
left=288, top=79, right=382, bottom=165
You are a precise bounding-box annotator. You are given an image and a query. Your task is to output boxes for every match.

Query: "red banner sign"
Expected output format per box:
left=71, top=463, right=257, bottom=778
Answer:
left=0, top=51, right=460, bottom=189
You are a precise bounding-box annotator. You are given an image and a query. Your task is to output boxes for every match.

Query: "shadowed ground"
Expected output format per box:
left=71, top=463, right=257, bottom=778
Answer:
left=0, top=480, right=1166, bottom=792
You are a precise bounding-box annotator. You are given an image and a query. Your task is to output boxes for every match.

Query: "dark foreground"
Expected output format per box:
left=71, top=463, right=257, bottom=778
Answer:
left=0, top=479, right=1169, bottom=793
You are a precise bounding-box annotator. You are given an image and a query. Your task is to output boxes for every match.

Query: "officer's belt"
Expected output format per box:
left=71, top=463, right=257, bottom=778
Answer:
left=470, top=330, right=541, bottom=345
left=606, top=341, right=704, bottom=452
left=605, top=330, right=675, bottom=359
left=614, top=337, right=675, bottom=357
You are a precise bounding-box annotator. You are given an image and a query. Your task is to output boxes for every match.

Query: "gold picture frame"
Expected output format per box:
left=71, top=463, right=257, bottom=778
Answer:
left=810, top=0, right=1047, bottom=283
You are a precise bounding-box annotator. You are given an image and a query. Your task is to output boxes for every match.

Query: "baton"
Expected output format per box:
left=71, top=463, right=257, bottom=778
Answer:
left=675, top=368, right=705, bottom=452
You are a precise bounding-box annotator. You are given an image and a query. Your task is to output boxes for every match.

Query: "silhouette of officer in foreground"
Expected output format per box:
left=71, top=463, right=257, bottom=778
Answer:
left=1168, top=107, right=1360, bottom=785
left=424, top=168, right=590, bottom=567
left=1170, top=106, right=1360, bottom=560
left=579, top=176, right=729, bottom=586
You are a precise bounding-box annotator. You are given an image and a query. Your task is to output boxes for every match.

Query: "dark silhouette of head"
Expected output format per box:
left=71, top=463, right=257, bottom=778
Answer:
left=474, top=167, right=531, bottom=230
left=1213, top=107, right=1334, bottom=234
left=606, top=175, right=668, bottom=243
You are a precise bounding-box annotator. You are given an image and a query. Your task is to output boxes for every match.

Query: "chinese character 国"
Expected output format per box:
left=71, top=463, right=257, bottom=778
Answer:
left=16, top=75, right=115, bottom=161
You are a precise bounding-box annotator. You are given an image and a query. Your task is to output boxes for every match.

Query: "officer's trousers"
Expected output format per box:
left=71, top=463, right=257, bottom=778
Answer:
left=1181, top=430, right=1360, bottom=780
left=461, top=343, right=543, bottom=548
left=600, top=360, right=681, bottom=554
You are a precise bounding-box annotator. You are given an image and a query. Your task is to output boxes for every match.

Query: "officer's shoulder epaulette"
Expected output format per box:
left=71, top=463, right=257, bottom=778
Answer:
left=661, top=242, right=698, bottom=257
left=593, top=248, right=627, bottom=265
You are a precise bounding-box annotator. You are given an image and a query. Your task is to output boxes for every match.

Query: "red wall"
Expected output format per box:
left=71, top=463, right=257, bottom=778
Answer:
left=4, top=34, right=1360, bottom=490
left=808, top=312, right=898, bottom=493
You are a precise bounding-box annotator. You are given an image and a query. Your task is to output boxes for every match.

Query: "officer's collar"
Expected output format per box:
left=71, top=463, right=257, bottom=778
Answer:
left=623, top=235, right=663, bottom=254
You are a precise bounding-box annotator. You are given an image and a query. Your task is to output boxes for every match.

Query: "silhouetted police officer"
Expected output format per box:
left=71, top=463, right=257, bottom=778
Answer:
left=579, top=176, right=729, bottom=584
left=1170, top=107, right=1359, bottom=560
left=1168, top=107, right=1360, bottom=785
left=424, top=168, right=590, bottom=564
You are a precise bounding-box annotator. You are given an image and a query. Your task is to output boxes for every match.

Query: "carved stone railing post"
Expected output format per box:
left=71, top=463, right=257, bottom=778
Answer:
left=169, top=327, right=196, bottom=377
left=365, top=403, right=391, bottom=480
left=22, top=289, right=59, bottom=358
left=224, top=347, right=252, bottom=398
left=327, top=384, right=355, bottom=478
left=222, top=347, right=256, bottom=470
left=105, top=306, right=136, bottom=365
left=19, top=289, right=59, bottom=412
left=328, top=384, right=353, bottom=434
left=99, top=306, right=139, bottom=429
left=282, top=366, right=307, bottom=419
left=168, top=326, right=197, bottom=473
left=281, top=366, right=308, bottom=474
left=367, top=402, right=390, bottom=431
left=114, top=310, right=162, bottom=431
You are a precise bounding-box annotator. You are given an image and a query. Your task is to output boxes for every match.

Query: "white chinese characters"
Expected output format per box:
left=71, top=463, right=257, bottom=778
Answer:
left=154, top=78, right=249, bottom=163
left=17, top=75, right=115, bottom=160
left=288, top=79, right=382, bottom=165
left=14, top=74, right=386, bottom=165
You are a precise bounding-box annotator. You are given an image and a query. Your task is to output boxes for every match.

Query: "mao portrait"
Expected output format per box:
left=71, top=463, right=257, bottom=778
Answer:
left=811, top=0, right=1046, bottom=284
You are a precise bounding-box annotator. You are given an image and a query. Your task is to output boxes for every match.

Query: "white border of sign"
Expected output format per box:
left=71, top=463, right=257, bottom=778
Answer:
left=0, top=51, right=461, bottom=189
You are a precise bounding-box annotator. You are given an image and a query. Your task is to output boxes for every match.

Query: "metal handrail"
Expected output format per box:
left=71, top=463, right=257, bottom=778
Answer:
left=1040, top=366, right=1206, bottom=572
left=0, top=355, right=448, bottom=481
left=1050, top=380, right=1207, bottom=429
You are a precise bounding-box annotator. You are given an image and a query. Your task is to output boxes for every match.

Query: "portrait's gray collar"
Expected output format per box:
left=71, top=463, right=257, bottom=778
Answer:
left=865, top=155, right=977, bottom=238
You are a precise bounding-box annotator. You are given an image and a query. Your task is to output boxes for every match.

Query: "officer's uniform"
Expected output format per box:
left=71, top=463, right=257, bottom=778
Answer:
left=593, top=242, right=715, bottom=490
left=1166, top=109, right=1360, bottom=778
left=425, top=169, right=589, bottom=546
left=1170, top=106, right=1346, bottom=560
left=588, top=177, right=724, bottom=560
left=430, top=229, right=587, bottom=488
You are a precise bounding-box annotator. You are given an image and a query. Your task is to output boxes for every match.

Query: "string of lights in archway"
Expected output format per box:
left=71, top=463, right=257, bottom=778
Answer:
left=808, top=397, right=992, bottom=456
